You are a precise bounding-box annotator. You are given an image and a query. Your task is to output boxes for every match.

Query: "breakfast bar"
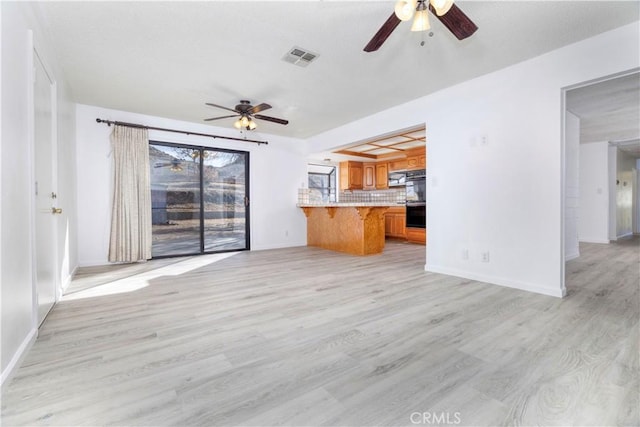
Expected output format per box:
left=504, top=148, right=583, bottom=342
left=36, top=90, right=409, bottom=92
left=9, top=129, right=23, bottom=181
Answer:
left=298, top=203, right=398, bottom=255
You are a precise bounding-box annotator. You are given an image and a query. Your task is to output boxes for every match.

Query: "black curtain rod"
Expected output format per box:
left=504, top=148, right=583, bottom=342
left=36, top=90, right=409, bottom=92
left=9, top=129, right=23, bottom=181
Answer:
left=95, top=118, right=268, bottom=145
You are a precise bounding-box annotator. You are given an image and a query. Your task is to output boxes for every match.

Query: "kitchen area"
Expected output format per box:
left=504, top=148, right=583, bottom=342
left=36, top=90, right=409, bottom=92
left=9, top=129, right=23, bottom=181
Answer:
left=299, top=127, right=426, bottom=255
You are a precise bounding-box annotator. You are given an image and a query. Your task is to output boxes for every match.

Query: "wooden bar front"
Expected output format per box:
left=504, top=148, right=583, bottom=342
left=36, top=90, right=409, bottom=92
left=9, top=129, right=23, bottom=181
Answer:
left=301, top=206, right=389, bottom=256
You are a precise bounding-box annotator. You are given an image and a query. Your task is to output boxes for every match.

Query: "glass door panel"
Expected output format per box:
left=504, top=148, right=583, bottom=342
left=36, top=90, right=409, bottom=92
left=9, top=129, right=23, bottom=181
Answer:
left=203, top=150, right=248, bottom=251
left=149, top=142, right=249, bottom=258
left=150, top=144, right=201, bottom=257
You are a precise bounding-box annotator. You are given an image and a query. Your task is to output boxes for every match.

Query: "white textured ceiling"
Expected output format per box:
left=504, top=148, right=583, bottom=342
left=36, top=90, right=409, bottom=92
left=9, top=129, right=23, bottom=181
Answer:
left=36, top=1, right=640, bottom=139
left=567, top=72, right=640, bottom=157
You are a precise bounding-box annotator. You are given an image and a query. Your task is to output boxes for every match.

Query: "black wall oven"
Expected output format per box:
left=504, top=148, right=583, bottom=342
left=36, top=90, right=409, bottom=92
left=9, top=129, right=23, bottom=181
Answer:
left=405, top=169, right=426, bottom=229
left=406, top=202, right=426, bottom=229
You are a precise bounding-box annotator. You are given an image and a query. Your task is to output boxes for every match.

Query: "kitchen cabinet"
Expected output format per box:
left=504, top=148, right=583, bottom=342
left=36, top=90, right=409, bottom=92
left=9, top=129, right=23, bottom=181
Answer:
left=364, top=162, right=389, bottom=190
left=300, top=205, right=389, bottom=255
left=388, top=159, right=407, bottom=172
left=406, top=149, right=426, bottom=171
left=363, top=163, right=376, bottom=190
left=406, top=227, right=426, bottom=244
left=340, top=161, right=363, bottom=190
left=375, top=163, right=388, bottom=189
left=384, top=206, right=406, bottom=238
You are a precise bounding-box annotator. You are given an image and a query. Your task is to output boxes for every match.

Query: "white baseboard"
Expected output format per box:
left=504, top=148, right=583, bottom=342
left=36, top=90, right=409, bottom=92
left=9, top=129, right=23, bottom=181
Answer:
left=424, top=264, right=565, bottom=298
left=565, top=252, right=580, bottom=261
left=1, top=328, right=37, bottom=389
left=78, top=259, right=111, bottom=268
left=579, top=238, right=610, bottom=244
left=251, top=241, right=307, bottom=251
left=61, top=265, right=78, bottom=294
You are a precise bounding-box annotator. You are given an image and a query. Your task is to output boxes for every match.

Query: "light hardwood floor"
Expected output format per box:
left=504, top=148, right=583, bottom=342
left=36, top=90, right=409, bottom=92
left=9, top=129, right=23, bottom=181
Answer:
left=2, top=238, right=638, bottom=426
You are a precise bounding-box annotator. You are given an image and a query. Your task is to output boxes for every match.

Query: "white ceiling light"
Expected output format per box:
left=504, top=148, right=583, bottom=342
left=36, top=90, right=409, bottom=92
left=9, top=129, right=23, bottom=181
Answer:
left=234, top=114, right=257, bottom=131
left=395, top=0, right=454, bottom=31
left=411, top=2, right=430, bottom=32
left=431, top=0, right=453, bottom=16
left=395, top=0, right=417, bottom=21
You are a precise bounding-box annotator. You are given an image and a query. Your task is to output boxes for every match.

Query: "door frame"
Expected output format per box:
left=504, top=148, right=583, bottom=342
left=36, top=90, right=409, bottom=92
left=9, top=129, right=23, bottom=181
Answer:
left=28, top=35, right=60, bottom=327
left=149, top=140, right=251, bottom=258
left=560, top=67, right=640, bottom=292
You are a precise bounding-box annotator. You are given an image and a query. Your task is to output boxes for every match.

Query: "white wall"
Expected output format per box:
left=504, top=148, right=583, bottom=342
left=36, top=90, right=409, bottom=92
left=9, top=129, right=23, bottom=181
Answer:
left=608, top=145, right=618, bottom=240
left=564, top=111, right=580, bottom=260
left=579, top=142, right=610, bottom=243
left=636, top=159, right=640, bottom=234
left=75, top=104, right=307, bottom=266
left=616, top=148, right=636, bottom=238
left=1, top=2, right=77, bottom=385
left=308, top=22, right=640, bottom=298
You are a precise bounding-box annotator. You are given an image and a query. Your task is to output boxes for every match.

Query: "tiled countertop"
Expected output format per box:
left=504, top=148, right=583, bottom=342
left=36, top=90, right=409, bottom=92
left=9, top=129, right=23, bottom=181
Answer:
left=297, top=203, right=404, bottom=207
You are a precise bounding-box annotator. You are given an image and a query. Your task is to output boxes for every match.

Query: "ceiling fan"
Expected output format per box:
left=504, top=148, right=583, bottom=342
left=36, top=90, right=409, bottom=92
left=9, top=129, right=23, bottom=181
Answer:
left=204, top=100, right=289, bottom=131
left=154, top=159, right=183, bottom=172
left=364, top=0, right=478, bottom=52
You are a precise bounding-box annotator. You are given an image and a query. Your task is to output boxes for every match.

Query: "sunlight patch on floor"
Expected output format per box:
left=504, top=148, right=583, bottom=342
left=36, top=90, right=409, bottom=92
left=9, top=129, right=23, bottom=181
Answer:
left=63, top=252, right=239, bottom=301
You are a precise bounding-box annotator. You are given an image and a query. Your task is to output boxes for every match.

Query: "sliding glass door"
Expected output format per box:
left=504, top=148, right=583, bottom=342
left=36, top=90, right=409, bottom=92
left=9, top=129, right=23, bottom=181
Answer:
left=149, top=142, right=249, bottom=258
left=203, top=150, right=248, bottom=252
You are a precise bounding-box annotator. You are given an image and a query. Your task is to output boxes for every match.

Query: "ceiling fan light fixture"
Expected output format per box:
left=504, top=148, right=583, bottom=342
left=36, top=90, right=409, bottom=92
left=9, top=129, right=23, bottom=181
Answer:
left=430, top=0, right=454, bottom=16
left=170, top=164, right=183, bottom=172
left=240, top=115, right=250, bottom=127
left=233, top=119, right=242, bottom=129
left=248, top=120, right=257, bottom=130
left=394, top=0, right=416, bottom=21
left=410, top=4, right=430, bottom=32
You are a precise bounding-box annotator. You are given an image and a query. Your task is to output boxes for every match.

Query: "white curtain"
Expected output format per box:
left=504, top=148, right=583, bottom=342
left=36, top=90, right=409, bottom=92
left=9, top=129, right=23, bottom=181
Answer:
left=108, top=125, right=152, bottom=262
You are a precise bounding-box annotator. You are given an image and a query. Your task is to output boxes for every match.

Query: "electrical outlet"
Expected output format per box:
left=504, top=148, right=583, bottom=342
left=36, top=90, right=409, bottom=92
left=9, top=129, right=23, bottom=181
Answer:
left=480, top=135, right=488, bottom=146
left=462, top=249, right=469, bottom=260
left=481, top=251, right=490, bottom=263
left=285, top=230, right=289, bottom=237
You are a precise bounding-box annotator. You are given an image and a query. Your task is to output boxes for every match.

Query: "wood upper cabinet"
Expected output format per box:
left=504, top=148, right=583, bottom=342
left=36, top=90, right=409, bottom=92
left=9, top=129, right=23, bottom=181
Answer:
left=406, top=147, right=426, bottom=170
left=406, top=155, right=420, bottom=170
left=388, top=159, right=408, bottom=172
left=363, top=163, right=376, bottom=190
left=361, top=162, right=391, bottom=190
left=340, top=161, right=363, bottom=190
left=375, top=163, right=388, bottom=189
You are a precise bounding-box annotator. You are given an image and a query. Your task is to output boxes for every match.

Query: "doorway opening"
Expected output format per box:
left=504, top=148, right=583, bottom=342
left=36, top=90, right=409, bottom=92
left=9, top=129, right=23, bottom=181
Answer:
left=149, top=142, right=250, bottom=258
left=562, top=69, right=640, bottom=291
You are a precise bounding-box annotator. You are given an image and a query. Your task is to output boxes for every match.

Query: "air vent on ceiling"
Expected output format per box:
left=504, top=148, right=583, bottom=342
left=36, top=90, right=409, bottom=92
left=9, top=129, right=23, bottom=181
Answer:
left=282, top=46, right=319, bottom=67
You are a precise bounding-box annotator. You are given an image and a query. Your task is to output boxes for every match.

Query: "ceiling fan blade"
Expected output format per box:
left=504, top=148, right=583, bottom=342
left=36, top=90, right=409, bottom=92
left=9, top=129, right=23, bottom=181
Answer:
left=429, top=3, right=478, bottom=40
left=204, top=114, right=239, bottom=122
left=205, top=102, right=239, bottom=114
left=364, top=12, right=402, bottom=52
left=248, top=103, right=272, bottom=115
left=254, top=114, right=289, bottom=125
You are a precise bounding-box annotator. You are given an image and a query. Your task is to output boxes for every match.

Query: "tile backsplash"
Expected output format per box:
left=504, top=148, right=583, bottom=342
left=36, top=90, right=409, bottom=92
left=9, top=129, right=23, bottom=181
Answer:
left=298, top=188, right=406, bottom=205
left=339, top=189, right=406, bottom=204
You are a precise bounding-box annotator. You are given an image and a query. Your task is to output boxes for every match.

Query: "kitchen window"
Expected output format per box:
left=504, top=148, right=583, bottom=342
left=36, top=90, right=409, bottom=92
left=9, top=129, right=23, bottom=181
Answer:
left=308, top=164, right=336, bottom=203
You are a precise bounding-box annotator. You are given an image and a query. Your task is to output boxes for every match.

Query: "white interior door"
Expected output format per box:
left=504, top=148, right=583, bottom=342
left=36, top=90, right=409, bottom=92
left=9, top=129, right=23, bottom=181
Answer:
left=33, top=51, right=57, bottom=326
